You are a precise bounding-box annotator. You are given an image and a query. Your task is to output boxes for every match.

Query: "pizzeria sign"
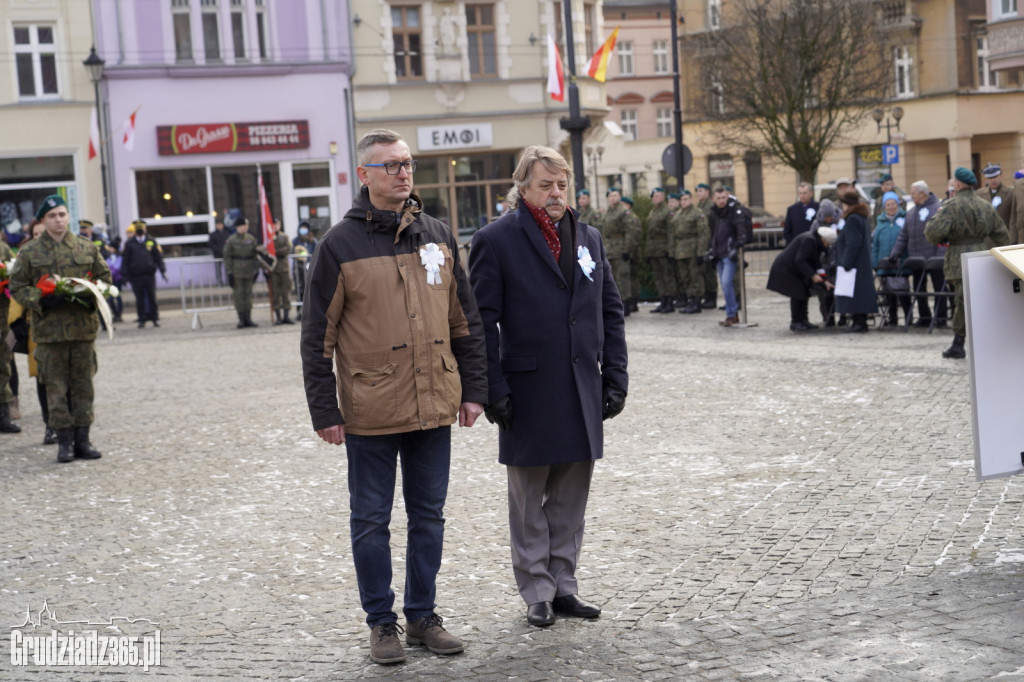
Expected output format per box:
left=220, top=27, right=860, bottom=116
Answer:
left=157, top=120, right=310, bottom=156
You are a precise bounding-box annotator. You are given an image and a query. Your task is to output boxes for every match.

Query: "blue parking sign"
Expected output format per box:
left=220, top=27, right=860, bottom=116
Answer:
left=882, top=144, right=899, bottom=165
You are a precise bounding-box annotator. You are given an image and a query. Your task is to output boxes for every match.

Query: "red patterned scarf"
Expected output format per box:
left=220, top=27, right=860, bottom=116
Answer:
left=523, top=200, right=561, bottom=262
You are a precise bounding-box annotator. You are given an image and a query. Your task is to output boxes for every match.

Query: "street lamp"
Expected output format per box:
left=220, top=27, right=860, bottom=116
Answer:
left=585, top=144, right=604, bottom=208
left=872, top=106, right=904, bottom=144
left=83, top=46, right=111, bottom=230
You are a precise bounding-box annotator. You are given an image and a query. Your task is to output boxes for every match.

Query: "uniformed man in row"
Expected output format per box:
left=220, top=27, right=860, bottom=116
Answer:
left=1011, top=169, right=1024, bottom=245
left=0, top=235, right=18, bottom=433
left=269, top=219, right=294, bottom=325
left=645, top=187, right=676, bottom=313
left=223, top=218, right=260, bottom=328
left=695, top=182, right=718, bottom=309
left=925, top=167, right=1009, bottom=360
left=671, top=189, right=710, bottom=315
left=576, top=189, right=601, bottom=227
left=121, top=219, right=167, bottom=328
left=601, top=188, right=640, bottom=316
left=9, top=194, right=111, bottom=461
left=977, top=163, right=1014, bottom=229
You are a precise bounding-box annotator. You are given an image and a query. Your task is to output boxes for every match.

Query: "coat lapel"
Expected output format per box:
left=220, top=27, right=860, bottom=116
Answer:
left=517, top=207, right=566, bottom=283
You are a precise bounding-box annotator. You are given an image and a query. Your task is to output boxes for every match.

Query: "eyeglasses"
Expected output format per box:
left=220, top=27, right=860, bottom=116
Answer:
left=363, top=160, right=417, bottom=175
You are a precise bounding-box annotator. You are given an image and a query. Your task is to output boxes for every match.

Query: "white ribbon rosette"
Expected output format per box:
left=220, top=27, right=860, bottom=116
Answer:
left=419, top=243, right=445, bottom=285
left=577, top=245, right=596, bottom=282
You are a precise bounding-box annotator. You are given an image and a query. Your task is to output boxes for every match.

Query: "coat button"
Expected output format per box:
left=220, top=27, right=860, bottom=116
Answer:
left=415, top=367, right=421, bottom=373
left=558, top=282, right=566, bottom=289
left=570, top=317, right=577, bottom=325
left=410, top=313, right=416, bottom=318
left=573, top=355, right=580, bottom=362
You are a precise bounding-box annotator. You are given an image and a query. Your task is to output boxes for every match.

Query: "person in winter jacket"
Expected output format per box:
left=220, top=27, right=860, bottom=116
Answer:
left=767, top=226, right=836, bottom=331
left=872, top=192, right=910, bottom=326
left=888, top=180, right=947, bottom=327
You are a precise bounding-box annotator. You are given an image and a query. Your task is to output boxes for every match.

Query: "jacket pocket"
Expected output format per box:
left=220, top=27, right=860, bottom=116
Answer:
left=348, top=363, right=399, bottom=429
left=501, top=355, right=537, bottom=372
left=440, top=352, right=461, bottom=414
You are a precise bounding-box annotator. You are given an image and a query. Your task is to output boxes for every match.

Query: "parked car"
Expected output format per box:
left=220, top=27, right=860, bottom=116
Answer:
left=748, top=206, right=782, bottom=249
left=814, top=181, right=912, bottom=214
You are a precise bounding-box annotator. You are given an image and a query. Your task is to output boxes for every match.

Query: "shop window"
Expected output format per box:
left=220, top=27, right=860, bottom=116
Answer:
left=292, top=163, right=330, bottom=189
left=13, top=25, right=59, bottom=99
left=231, top=0, right=247, bottom=60
left=135, top=168, right=209, bottom=219
left=172, top=0, right=193, bottom=63
left=466, top=4, right=497, bottom=78
left=202, top=0, right=222, bottom=63
left=0, top=155, right=76, bottom=245
left=392, top=6, right=423, bottom=80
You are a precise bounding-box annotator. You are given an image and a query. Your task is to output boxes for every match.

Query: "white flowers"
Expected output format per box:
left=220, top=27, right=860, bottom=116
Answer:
left=578, top=245, right=595, bottom=282
left=419, top=243, right=445, bottom=285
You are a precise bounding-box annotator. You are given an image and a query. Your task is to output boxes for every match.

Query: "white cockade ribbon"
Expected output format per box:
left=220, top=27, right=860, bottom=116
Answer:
left=577, top=245, right=595, bottom=282
left=918, top=207, right=929, bottom=221
left=420, top=243, right=445, bottom=285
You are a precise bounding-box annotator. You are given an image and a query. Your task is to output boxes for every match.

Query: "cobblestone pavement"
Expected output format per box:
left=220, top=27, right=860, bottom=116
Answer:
left=3, top=282, right=1024, bottom=681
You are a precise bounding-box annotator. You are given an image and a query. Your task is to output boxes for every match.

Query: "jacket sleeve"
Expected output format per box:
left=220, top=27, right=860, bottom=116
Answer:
left=597, top=230, right=628, bottom=394
left=890, top=222, right=908, bottom=259
left=446, top=232, right=488, bottom=405
left=467, top=228, right=509, bottom=405
left=839, top=216, right=867, bottom=270
left=783, top=205, right=795, bottom=244
left=153, top=243, right=166, bottom=275
left=299, top=236, right=346, bottom=430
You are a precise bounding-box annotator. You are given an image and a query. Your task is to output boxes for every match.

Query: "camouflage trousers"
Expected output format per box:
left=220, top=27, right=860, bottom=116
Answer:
left=629, top=249, right=642, bottom=300
left=35, top=341, right=96, bottom=429
left=674, top=257, right=703, bottom=298
left=701, top=260, right=718, bottom=297
left=609, top=257, right=632, bottom=300
left=0, top=322, right=10, bottom=404
left=649, top=257, right=677, bottom=298
left=270, top=270, right=292, bottom=312
left=951, top=279, right=965, bottom=338
left=232, top=273, right=255, bottom=313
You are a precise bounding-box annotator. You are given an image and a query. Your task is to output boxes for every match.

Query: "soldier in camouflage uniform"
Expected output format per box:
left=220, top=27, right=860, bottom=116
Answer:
left=925, top=167, right=1009, bottom=359
left=671, top=190, right=711, bottom=315
left=625, top=197, right=642, bottom=313
left=223, top=218, right=260, bottom=328
left=695, top=183, right=718, bottom=308
left=645, top=188, right=676, bottom=313
left=0, top=238, right=19, bottom=433
left=269, top=219, right=294, bottom=325
left=9, top=195, right=111, bottom=461
left=576, top=189, right=601, bottom=228
left=601, top=188, right=636, bottom=316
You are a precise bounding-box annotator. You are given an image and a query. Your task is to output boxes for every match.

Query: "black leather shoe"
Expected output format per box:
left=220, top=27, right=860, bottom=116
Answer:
left=526, top=602, right=555, bottom=626
left=552, top=594, right=601, bottom=619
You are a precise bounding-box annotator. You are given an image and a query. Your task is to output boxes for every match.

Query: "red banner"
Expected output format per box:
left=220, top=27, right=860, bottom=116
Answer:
left=157, top=120, right=310, bottom=156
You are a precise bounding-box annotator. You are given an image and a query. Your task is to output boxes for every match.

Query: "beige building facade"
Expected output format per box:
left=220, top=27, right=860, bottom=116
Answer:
left=591, top=0, right=1024, bottom=218
left=349, top=0, right=609, bottom=240
left=0, top=0, right=103, bottom=240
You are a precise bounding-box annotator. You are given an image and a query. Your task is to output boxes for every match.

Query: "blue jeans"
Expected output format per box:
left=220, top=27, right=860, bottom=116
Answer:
left=716, top=258, right=738, bottom=318
left=346, top=426, right=451, bottom=628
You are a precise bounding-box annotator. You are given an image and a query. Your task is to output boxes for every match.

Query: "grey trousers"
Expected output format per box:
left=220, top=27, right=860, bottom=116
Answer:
left=506, top=461, right=594, bottom=605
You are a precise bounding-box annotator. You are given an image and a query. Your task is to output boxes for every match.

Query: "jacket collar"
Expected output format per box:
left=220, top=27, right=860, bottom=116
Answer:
left=515, top=203, right=581, bottom=286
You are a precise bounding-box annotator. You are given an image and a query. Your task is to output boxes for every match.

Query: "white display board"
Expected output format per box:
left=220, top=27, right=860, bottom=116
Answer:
left=964, top=251, right=1024, bottom=480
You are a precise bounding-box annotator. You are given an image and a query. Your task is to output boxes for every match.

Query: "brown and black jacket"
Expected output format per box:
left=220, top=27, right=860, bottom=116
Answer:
left=300, top=186, right=487, bottom=435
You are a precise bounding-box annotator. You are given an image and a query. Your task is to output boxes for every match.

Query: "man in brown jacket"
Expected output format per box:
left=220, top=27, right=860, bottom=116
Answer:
left=300, top=129, right=487, bottom=665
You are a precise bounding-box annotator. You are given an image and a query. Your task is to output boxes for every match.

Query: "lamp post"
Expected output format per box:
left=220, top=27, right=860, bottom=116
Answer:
left=83, top=46, right=111, bottom=230
left=585, top=144, right=603, bottom=207
left=872, top=106, right=904, bottom=145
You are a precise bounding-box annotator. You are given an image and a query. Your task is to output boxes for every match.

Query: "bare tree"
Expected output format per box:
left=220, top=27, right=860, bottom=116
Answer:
left=684, top=0, right=894, bottom=183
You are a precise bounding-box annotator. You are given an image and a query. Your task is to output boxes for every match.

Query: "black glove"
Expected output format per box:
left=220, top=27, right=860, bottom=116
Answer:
left=621, top=253, right=630, bottom=262
left=602, top=385, right=627, bottom=421
left=696, top=255, right=705, bottom=265
left=704, top=249, right=715, bottom=262
left=228, top=274, right=235, bottom=287
left=484, top=395, right=514, bottom=432
left=727, top=248, right=739, bottom=262
left=39, top=294, right=68, bottom=309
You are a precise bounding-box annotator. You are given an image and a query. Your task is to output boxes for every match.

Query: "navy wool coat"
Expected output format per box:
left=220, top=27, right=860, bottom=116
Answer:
left=835, top=204, right=879, bottom=315
left=468, top=204, right=628, bottom=467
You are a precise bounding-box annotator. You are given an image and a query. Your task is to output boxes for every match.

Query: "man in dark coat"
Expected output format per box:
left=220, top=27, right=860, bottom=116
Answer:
left=767, top=227, right=836, bottom=331
left=121, top=220, right=167, bottom=328
left=782, top=182, right=819, bottom=245
left=889, top=180, right=946, bottom=327
left=835, top=191, right=878, bottom=332
left=469, top=145, right=628, bottom=628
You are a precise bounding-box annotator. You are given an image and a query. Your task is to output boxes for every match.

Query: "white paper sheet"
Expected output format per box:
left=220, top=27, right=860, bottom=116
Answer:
left=835, top=266, right=857, bottom=298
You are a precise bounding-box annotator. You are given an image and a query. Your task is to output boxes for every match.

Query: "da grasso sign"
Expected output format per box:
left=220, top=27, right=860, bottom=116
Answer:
left=418, top=123, right=493, bottom=152
left=157, top=120, right=310, bottom=155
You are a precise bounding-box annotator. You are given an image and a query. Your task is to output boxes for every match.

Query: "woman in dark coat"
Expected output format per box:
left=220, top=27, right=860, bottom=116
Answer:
left=767, top=226, right=837, bottom=331
left=835, top=190, right=878, bottom=332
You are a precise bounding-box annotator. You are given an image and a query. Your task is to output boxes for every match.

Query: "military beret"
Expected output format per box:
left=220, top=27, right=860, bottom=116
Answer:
left=606, top=187, right=621, bottom=196
left=680, top=189, right=692, bottom=197
left=79, top=219, right=94, bottom=229
left=696, top=183, right=710, bottom=190
left=650, top=187, right=664, bottom=197
left=954, top=167, right=977, bottom=185
left=668, top=192, right=682, bottom=199
left=35, top=194, right=66, bottom=220
left=621, top=196, right=634, bottom=206
left=879, top=173, right=893, bottom=182
left=983, top=163, right=1001, bottom=178
left=577, top=189, right=590, bottom=197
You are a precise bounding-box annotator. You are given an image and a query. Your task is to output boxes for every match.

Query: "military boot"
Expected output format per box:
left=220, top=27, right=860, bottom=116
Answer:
left=57, top=429, right=75, bottom=463
left=942, top=334, right=966, bottom=359
left=43, top=427, right=58, bottom=445
left=0, top=404, right=21, bottom=433
left=628, top=297, right=639, bottom=313
left=244, top=312, right=259, bottom=328
left=74, top=426, right=102, bottom=459
left=282, top=310, right=294, bottom=324
left=273, top=310, right=283, bottom=325
left=649, top=296, right=667, bottom=314
left=237, top=312, right=247, bottom=329
left=679, top=296, right=702, bottom=314
left=701, top=293, right=716, bottom=309
left=659, top=296, right=675, bottom=313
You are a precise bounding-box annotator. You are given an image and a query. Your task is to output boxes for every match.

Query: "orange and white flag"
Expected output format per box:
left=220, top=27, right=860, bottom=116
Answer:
left=585, top=27, right=619, bottom=82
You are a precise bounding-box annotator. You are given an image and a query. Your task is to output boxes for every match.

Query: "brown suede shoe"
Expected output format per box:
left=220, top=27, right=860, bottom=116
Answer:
left=406, top=613, right=465, bottom=655
left=719, top=316, right=739, bottom=327
left=369, top=622, right=406, bottom=665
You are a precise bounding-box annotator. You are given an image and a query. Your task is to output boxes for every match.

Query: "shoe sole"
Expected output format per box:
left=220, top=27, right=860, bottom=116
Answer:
left=369, top=653, right=406, bottom=664
left=405, top=637, right=464, bottom=654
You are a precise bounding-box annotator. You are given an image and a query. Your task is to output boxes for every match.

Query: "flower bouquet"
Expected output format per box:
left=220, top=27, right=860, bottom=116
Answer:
left=0, top=259, right=12, bottom=296
left=36, top=273, right=116, bottom=340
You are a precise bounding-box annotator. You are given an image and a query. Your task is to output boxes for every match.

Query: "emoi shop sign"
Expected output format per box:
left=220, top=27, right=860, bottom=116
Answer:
left=157, top=120, right=310, bottom=156
left=417, top=123, right=493, bottom=152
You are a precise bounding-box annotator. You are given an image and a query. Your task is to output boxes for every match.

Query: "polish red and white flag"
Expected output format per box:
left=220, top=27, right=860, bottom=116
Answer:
left=122, top=108, right=139, bottom=151
left=88, top=107, right=100, bottom=160
left=547, top=34, right=565, bottom=102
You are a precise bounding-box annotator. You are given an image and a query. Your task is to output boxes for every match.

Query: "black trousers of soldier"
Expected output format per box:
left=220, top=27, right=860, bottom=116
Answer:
left=129, top=274, right=159, bottom=322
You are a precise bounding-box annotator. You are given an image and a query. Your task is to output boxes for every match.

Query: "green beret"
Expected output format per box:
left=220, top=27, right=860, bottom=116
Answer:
left=650, top=187, right=664, bottom=197
left=668, top=192, right=682, bottom=200
left=621, top=196, right=634, bottom=206
left=606, top=187, right=621, bottom=196
left=879, top=173, right=893, bottom=182
left=696, top=183, right=711, bottom=190
left=577, top=189, right=590, bottom=197
left=954, top=167, right=977, bottom=186
left=35, top=194, right=67, bottom=220
left=681, top=189, right=692, bottom=196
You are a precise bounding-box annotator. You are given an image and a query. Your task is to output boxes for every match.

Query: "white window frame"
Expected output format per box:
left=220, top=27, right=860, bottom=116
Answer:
left=653, top=39, right=669, bottom=75
left=13, top=24, right=59, bottom=100
left=616, top=40, right=634, bottom=77
left=200, top=0, right=222, bottom=63
left=171, top=0, right=194, bottom=63
left=711, top=80, right=725, bottom=115
left=893, top=45, right=914, bottom=98
left=977, top=34, right=998, bottom=89
left=230, top=0, right=248, bottom=61
left=708, top=0, right=722, bottom=30
left=997, top=0, right=1018, bottom=18
left=656, top=107, right=673, bottom=137
left=621, top=109, right=638, bottom=141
